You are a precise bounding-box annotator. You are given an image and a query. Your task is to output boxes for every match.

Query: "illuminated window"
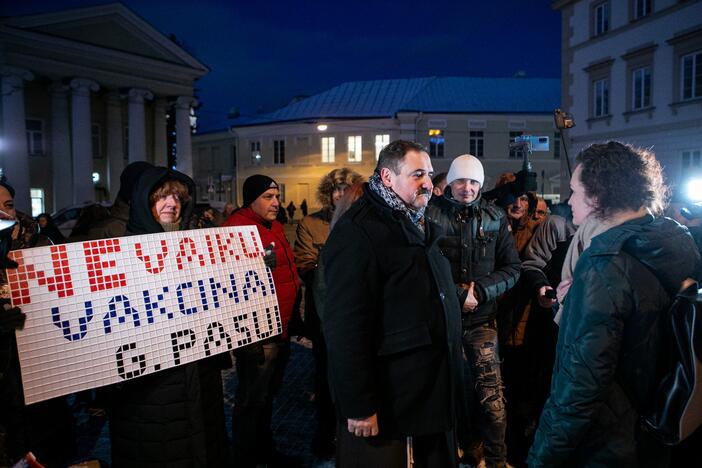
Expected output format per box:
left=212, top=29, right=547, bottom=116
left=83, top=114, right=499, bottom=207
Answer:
left=348, top=136, right=362, bottom=162
left=428, top=129, right=444, bottom=158
left=321, top=137, right=335, bottom=163
left=250, top=141, right=262, bottom=165
left=30, top=188, right=44, bottom=217
left=375, top=134, right=390, bottom=160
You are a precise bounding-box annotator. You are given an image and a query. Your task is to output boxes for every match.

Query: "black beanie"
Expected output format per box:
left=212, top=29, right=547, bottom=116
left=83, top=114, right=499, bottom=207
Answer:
left=243, top=174, right=279, bottom=207
left=118, top=161, right=154, bottom=202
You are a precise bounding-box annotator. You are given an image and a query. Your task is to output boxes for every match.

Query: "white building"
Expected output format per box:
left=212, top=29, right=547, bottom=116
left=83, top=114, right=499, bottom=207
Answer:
left=0, top=3, right=207, bottom=214
left=194, top=77, right=562, bottom=210
left=554, top=0, right=702, bottom=198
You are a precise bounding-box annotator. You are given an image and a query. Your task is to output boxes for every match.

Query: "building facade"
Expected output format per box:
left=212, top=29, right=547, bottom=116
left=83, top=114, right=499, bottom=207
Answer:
left=554, top=0, right=702, bottom=199
left=194, top=77, right=562, bottom=211
left=0, top=3, right=207, bottom=214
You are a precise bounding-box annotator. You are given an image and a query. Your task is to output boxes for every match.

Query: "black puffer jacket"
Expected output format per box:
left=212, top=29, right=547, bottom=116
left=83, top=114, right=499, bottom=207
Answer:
left=528, top=214, right=699, bottom=467
left=109, top=167, right=229, bottom=468
left=425, top=191, right=521, bottom=327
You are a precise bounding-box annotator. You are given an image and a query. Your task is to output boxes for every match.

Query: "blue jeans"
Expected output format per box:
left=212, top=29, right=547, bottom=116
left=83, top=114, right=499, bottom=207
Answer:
left=463, top=321, right=507, bottom=467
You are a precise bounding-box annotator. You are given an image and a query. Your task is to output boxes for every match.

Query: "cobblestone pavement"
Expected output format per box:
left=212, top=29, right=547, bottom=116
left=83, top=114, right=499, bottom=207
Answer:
left=73, top=341, right=335, bottom=467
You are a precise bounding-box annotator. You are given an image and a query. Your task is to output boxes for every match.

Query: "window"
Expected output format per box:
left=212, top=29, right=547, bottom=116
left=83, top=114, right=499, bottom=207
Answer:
left=347, top=136, right=362, bottom=162
left=509, top=131, right=524, bottom=159
left=30, top=188, right=44, bottom=217
left=26, top=119, right=44, bottom=155
left=682, top=51, right=702, bottom=100
left=632, top=67, right=652, bottom=109
left=428, top=129, right=444, bottom=158
left=274, top=139, right=285, bottom=165
left=250, top=140, right=262, bottom=165
left=375, top=134, right=389, bottom=160
left=554, top=132, right=561, bottom=159
left=593, top=78, right=610, bottom=117
left=682, top=149, right=701, bottom=168
left=278, top=183, right=286, bottom=204
left=469, top=131, right=484, bottom=158
left=633, top=0, right=651, bottom=20
left=594, top=2, right=610, bottom=36
left=91, top=124, right=102, bottom=158
left=231, top=145, right=237, bottom=166
left=321, top=137, right=335, bottom=163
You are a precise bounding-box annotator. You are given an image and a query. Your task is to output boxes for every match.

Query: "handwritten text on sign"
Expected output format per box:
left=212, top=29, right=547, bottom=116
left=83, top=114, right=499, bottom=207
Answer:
left=7, top=226, right=280, bottom=405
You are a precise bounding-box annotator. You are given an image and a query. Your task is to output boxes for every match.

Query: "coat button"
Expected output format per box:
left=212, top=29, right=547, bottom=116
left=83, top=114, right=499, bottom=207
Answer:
left=462, top=268, right=467, bottom=273
left=439, top=292, right=446, bottom=301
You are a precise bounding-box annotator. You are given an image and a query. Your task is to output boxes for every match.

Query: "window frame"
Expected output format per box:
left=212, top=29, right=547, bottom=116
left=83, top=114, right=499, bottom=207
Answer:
left=321, top=136, right=335, bottom=163
left=25, top=118, right=45, bottom=156
left=469, top=131, right=484, bottom=158
left=374, top=134, right=390, bottom=160
left=592, top=1, right=610, bottom=37
left=273, top=139, right=285, bottom=165
left=347, top=135, right=362, bottom=163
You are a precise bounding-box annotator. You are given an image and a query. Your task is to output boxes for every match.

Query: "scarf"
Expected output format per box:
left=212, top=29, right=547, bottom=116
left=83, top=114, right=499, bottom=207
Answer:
left=368, top=172, right=425, bottom=234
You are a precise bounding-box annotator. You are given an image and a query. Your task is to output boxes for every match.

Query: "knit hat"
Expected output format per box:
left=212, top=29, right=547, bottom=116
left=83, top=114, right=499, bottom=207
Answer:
left=447, top=154, right=484, bottom=187
left=243, top=175, right=279, bottom=207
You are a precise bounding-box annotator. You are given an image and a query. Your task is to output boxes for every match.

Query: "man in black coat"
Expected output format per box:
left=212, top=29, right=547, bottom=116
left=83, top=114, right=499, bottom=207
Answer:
left=322, top=140, right=464, bottom=467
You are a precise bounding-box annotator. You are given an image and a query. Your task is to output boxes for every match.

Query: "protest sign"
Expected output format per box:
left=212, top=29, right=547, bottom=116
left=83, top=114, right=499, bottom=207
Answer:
left=7, top=226, right=280, bottom=405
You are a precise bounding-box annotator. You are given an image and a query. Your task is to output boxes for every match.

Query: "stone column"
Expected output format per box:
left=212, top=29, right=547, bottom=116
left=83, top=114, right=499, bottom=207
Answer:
left=175, top=96, right=196, bottom=177
left=153, top=97, right=168, bottom=167
left=0, top=66, right=34, bottom=213
left=127, top=88, right=153, bottom=163
left=70, top=78, right=99, bottom=205
left=50, top=82, right=72, bottom=212
left=106, top=91, right=124, bottom=199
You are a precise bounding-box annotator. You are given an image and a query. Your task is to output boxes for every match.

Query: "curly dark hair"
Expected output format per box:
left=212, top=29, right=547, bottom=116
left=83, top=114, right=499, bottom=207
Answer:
left=576, top=141, right=668, bottom=218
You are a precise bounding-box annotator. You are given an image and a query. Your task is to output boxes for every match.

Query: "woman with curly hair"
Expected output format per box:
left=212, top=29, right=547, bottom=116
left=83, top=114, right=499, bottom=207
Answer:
left=528, top=142, right=698, bottom=467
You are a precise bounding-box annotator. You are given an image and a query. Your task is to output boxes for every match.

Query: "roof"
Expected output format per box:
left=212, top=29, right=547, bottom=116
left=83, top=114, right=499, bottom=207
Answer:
left=231, top=76, right=560, bottom=127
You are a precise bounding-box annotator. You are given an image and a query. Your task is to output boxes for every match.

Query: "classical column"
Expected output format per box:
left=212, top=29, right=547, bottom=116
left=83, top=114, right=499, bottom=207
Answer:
left=50, top=82, right=72, bottom=212
left=153, top=97, right=168, bottom=167
left=175, top=96, right=196, bottom=177
left=127, top=88, right=153, bottom=163
left=70, top=78, right=99, bottom=205
left=1, top=66, right=34, bottom=213
left=106, top=91, right=124, bottom=199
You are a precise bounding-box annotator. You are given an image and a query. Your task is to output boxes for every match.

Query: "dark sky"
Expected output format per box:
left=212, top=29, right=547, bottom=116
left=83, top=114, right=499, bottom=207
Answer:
left=2, top=0, right=562, bottom=132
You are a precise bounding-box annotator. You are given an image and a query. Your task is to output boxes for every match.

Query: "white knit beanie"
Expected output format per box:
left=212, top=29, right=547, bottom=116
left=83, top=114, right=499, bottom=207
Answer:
left=446, top=154, right=484, bottom=187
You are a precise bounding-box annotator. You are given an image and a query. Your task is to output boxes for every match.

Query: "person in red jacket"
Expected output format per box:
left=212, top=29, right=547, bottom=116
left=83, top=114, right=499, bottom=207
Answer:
left=223, top=174, right=302, bottom=467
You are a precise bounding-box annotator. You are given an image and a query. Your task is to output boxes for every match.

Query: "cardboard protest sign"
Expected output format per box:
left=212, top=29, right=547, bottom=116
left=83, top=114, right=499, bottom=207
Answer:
left=7, top=226, right=280, bottom=405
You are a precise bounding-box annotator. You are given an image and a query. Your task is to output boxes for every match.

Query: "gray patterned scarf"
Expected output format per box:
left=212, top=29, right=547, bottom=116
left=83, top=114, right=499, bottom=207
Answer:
left=368, top=172, right=425, bottom=234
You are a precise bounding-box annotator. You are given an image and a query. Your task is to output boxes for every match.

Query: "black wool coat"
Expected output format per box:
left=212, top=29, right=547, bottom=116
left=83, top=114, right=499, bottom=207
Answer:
left=322, top=184, right=464, bottom=438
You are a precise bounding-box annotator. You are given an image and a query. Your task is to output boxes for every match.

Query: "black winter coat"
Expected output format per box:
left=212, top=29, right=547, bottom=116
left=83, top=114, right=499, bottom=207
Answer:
left=425, top=192, right=521, bottom=327
left=322, top=184, right=464, bottom=438
left=109, top=167, right=229, bottom=468
left=528, top=215, right=699, bottom=467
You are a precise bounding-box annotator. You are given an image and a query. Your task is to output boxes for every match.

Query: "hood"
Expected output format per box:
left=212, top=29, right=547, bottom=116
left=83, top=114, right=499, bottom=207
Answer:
left=126, top=166, right=196, bottom=235
left=590, top=214, right=699, bottom=294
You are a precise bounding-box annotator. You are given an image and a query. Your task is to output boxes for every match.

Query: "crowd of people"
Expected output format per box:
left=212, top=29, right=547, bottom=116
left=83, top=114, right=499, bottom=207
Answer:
left=1, top=139, right=701, bottom=467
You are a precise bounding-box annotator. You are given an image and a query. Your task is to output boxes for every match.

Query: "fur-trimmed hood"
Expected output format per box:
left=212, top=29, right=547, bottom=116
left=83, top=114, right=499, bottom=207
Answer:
left=316, top=168, right=364, bottom=208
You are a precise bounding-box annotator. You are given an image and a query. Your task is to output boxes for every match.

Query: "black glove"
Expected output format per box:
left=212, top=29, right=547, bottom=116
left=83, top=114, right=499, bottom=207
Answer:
left=263, top=242, right=276, bottom=269
left=0, top=298, right=25, bottom=332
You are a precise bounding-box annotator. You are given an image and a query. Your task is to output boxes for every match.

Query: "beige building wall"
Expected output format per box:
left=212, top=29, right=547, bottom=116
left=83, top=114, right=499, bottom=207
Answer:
left=194, top=112, right=563, bottom=212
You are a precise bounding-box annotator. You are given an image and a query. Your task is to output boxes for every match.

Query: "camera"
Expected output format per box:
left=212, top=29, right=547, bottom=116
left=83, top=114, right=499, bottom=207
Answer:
left=554, top=109, right=575, bottom=130
left=513, top=135, right=550, bottom=152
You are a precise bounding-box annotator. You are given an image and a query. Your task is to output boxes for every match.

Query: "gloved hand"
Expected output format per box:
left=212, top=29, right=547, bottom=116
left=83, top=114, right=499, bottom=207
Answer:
left=263, top=242, right=276, bottom=269
left=0, top=298, right=25, bottom=332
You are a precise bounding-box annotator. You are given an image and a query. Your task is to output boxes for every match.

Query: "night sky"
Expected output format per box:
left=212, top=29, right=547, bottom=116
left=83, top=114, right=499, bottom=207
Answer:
left=2, top=0, right=561, bottom=132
